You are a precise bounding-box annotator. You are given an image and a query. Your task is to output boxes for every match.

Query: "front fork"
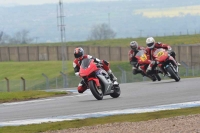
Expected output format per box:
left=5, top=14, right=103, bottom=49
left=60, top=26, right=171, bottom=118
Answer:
left=88, top=77, right=100, bottom=88
left=158, top=62, right=179, bottom=75
left=168, top=56, right=179, bottom=72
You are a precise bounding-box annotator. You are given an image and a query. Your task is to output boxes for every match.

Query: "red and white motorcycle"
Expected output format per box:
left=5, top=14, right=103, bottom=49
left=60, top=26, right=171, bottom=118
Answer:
left=79, top=58, right=121, bottom=100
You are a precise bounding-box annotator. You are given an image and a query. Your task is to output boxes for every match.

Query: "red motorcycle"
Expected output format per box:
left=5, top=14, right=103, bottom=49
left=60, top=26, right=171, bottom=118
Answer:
left=153, top=48, right=180, bottom=82
left=135, top=49, right=161, bottom=81
left=79, top=58, right=121, bottom=100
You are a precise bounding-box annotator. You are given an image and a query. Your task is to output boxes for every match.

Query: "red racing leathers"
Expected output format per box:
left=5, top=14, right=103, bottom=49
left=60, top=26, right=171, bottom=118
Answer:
left=73, top=55, right=110, bottom=93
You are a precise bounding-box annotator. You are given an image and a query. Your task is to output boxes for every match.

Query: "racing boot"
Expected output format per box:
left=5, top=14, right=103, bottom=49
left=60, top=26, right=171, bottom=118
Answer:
left=133, top=69, right=141, bottom=74
left=107, top=69, right=119, bottom=85
left=132, top=66, right=145, bottom=76
left=146, top=65, right=153, bottom=75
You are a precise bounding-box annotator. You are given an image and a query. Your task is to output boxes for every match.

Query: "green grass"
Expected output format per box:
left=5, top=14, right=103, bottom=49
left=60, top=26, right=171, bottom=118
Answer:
left=0, top=60, right=132, bottom=91
left=0, top=60, right=199, bottom=91
left=0, top=106, right=200, bottom=133
left=0, top=61, right=74, bottom=80
left=9, top=34, right=200, bottom=47
left=0, top=90, right=67, bottom=103
left=0, top=61, right=130, bottom=80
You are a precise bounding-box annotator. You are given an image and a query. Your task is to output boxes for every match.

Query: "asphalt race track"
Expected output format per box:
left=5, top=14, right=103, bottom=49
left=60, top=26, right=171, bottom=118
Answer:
left=0, top=77, right=200, bottom=126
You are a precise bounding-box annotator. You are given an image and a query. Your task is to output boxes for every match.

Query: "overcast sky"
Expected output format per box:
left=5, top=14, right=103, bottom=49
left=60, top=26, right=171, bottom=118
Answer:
left=0, top=0, right=117, bottom=6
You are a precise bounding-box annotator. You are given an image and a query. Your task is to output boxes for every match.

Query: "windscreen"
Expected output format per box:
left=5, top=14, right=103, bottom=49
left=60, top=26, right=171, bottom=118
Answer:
left=81, top=58, right=92, bottom=68
left=136, top=50, right=145, bottom=57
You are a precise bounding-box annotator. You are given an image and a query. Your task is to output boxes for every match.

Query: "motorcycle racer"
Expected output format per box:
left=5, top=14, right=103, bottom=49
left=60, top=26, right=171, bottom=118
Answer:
left=73, top=47, right=118, bottom=93
left=128, top=41, right=147, bottom=76
left=145, top=37, right=180, bottom=74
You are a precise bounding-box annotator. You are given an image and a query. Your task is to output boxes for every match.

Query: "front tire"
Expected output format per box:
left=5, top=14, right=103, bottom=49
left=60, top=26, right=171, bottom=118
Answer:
left=89, top=80, right=103, bottom=100
left=166, top=66, right=180, bottom=82
left=147, top=75, right=156, bottom=81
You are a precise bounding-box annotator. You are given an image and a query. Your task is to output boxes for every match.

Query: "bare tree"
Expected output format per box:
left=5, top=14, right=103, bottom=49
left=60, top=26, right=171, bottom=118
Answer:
left=0, top=32, right=10, bottom=45
left=88, top=23, right=116, bottom=40
left=0, top=31, right=3, bottom=42
left=10, top=29, right=33, bottom=44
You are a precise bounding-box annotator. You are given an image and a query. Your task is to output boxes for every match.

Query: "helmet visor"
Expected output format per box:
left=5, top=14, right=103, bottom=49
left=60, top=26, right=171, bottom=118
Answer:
left=131, top=46, right=137, bottom=51
left=74, top=52, right=82, bottom=58
left=147, top=42, right=154, bottom=48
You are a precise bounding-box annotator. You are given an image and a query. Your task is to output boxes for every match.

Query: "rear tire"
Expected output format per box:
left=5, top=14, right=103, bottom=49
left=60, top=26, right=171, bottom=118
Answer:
left=166, top=66, right=180, bottom=82
left=89, top=80, right=103, bottom=100
left=110, top=86, right=121, bottom=98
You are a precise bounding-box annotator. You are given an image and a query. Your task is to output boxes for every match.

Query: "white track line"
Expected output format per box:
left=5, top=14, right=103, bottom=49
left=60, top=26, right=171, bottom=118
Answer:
left=1, top=100, right=200, bottom=127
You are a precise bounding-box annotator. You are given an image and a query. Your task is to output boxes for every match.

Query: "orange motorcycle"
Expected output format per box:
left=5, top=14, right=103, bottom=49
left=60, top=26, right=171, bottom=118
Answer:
left=153, top=48, right=180, bottom=82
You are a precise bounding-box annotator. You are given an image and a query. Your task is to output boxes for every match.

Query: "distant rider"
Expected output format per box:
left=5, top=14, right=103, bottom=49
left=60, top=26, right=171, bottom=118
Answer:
left=128, top=41, right=147, bottom=76
left=145, top=37, right=180, bottom=74
left=73, top=47, right=118, bottom=93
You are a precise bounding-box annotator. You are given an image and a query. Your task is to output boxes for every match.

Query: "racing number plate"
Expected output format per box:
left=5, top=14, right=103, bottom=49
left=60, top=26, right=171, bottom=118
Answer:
left=140, top=54, right=147, bottom=61
left=157, top=51, right=164, bottom=57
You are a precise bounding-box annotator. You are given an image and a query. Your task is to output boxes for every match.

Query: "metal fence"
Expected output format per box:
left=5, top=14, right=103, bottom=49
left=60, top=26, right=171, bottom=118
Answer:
left=0, top=64, right=200, bottom=92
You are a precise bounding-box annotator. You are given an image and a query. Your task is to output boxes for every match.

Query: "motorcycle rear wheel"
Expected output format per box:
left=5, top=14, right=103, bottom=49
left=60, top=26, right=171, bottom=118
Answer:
left=89, top=80, right=103, bottom=100
left=110, top=86, right=121, bottom=98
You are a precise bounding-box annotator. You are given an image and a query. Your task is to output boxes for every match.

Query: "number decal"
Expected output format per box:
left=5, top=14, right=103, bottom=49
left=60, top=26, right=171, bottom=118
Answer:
left=140, top=54, right=147, bottom=61
left=157, top=51, right=164, bottom=57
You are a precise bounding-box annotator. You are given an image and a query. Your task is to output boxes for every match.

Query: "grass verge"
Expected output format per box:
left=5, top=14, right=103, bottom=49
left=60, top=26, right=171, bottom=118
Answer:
left=0, top=106, right=200, bottom=133
left=28, top=34, right=200, bottom=47
left=0, top=90, right=67, bottom=103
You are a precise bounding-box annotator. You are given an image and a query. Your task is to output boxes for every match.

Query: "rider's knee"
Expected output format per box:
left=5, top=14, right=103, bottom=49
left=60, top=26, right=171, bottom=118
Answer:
left=77, top=82, right=87, bottom=93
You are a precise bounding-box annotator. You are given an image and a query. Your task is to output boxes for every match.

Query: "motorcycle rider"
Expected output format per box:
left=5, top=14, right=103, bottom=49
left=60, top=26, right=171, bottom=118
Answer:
left=128, top=41, right=147, bottom=76
left=145, top=37, right=180, bottom=74
left=73, top=47, right=118, bottom=93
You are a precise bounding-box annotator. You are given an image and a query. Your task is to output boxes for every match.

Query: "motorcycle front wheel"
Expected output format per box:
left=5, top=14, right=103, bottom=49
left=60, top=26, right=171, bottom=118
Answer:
left=89, top=80, right=103, bottom=100
left=166, top=66, right=180, bottom=82
left=155, top=74, right=161, bottom=81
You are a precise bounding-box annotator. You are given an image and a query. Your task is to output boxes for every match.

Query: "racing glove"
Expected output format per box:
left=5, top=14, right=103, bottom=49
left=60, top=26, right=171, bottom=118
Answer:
left=75, top=72, right=80, bottom=77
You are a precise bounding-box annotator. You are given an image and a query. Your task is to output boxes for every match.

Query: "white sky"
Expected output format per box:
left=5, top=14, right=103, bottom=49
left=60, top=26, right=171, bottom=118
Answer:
left=0, top=0, right=117, bottom=6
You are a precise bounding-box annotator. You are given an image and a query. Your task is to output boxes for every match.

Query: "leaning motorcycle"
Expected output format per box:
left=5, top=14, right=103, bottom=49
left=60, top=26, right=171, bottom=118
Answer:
left=153, top=48, right=180, bottom=82
left=135, top=49, right=161, bottom=81
left=79, top=58, right=121, bottom=100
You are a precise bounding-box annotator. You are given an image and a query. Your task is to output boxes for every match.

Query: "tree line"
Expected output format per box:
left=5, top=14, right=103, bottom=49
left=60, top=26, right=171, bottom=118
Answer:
left=0, top=29, right=33, bottom=45
left=0, top=23, right=116, bottom=45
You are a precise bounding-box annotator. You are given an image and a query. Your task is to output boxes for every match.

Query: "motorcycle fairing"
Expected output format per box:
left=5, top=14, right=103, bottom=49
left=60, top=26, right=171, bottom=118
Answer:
left=79, top=59, right=99, bottom=77
left=88, top=77, right=100, bottom=87
left=96, top=69, right=113, bottom=95
left=154, top=49, right=168, bottom=62
left=135, top=50, right=150, bottom=65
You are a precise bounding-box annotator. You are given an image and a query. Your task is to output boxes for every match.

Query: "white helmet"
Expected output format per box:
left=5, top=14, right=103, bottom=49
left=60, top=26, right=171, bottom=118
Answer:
left=130, top=41, right=138, bottom=51
left=146, top=37, right=155, bottom=49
